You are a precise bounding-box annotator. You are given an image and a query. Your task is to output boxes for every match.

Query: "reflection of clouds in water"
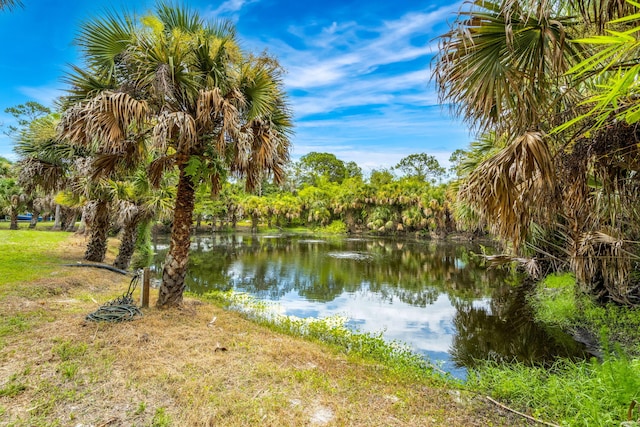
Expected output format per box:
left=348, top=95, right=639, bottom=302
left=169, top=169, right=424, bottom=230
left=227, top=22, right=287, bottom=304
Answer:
left=298, top=239, right=327, bottom=244
left=472, top=298, right=492, bottom=314
left=327, top=251, right=374, bottom=261
left=277, top=290, right=456, bottom=355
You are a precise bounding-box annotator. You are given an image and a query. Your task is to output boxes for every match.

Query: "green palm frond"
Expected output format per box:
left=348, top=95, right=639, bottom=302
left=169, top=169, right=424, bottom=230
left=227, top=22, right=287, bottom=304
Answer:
left=62, top=65, right=118, bottom=104
left=76, top=9, right=136, bottom=77
left=434, top=0, right=581, bottom=135
left=156, top=1, right=203, bottom=33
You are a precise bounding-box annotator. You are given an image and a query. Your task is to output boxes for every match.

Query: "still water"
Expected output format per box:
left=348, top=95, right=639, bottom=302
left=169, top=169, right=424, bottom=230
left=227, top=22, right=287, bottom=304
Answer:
left=153, top=233, right=588, bottom=378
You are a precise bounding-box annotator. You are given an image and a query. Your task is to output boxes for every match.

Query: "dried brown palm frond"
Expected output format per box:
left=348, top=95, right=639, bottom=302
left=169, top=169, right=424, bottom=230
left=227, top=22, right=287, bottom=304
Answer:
left=114, top=200, right=143, bottom=227
left=17, top=158, right=66, bottom=193
left=234, top=118, right=290, bottom=191
left=91, top=154, right=126, bottom=179
left=60, top=91, right=148, bottom=152
left=566, top=0, right=635, bottom=33
left=484, top=253, right=541, bottom=278
left=196, top=88, right=224, bottom=127
left=153, top=111, right=197, bottom=155
left=571, top=228, right=637, bottom=303
left=460, top=132, right=557, bottom=252
left=148, top=155, right=176, bottom=188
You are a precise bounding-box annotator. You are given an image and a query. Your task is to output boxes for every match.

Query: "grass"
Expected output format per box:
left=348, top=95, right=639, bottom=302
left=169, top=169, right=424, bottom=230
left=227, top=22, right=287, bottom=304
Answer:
left=529, top=272, right=578, bottom=328
left=0, top=227, right=73, bottom=286
left=468, top=354, right=640, bottom=426
left=0, top=229, right=529, bottom=426
left=468, top=272, right=640, bottom=426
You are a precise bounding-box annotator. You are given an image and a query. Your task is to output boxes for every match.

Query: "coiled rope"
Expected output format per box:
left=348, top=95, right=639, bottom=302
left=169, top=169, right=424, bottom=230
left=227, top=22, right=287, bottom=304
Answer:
left=86, top=271, right=143, bottom=322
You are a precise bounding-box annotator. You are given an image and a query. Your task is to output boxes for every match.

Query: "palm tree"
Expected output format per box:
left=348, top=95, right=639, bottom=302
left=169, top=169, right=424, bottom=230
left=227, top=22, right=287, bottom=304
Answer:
left=14, top=112, right=79, bottom=230
left=0, top=0, right=21, bottom=11
left=60, top=3, right=292, bottom=307
left=0, top=178, right=27, bottom=229
left=112, top=168, right=175, bottom=270
left=435, top=0, right=640, bottom=303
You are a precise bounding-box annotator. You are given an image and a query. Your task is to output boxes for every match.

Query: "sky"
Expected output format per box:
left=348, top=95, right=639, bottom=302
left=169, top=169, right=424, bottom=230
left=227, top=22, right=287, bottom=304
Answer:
left=0, top=0, right=472, bottom=171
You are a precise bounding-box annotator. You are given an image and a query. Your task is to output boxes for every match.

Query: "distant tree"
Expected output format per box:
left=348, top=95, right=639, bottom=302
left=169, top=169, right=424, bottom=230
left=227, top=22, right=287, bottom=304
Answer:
left=448, top=149, right=466, bottom=179
left=0, top=177, right=27, bottom=229
left=345, top=161, right=362, bottom=181
left=394, top=153, right=445, bottom=183
left=4, top=102, right=51, bottom=136
left=299, top=152, right=347, bottom=185
left=0, top=156, right=12, bottom=178
left=369, top=168, right=394, bottom=187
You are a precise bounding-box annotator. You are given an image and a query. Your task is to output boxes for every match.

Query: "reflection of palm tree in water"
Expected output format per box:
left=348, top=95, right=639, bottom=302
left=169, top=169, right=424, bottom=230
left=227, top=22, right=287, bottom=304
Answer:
left=156, top=235, right=511, bottom=304
left=450, top=285, right=588, bottom=369
left=154, top=234, right=590, bottom=365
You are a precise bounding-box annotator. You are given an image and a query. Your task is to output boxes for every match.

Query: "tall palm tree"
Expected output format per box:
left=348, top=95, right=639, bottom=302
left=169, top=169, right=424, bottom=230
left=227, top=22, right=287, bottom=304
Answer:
left=435, top=0, right=640, bottom=303
left=60, top=3, right=292, bottom=307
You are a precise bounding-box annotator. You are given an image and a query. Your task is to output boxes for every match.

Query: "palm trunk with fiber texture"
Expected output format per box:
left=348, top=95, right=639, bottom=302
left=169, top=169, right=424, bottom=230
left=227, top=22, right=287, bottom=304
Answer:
left=29, top=209, right=40, bottom=229
left=157, top=165, right=196, bottom=307
left=9, top=208, right=18, bottom=230
left=84, top=200, right=110, bottom=262
left=52, top=204, right=62, bottom=230
left=113, top=212, right=141, bottom=270
left=65, top=212, right=78, bottom=232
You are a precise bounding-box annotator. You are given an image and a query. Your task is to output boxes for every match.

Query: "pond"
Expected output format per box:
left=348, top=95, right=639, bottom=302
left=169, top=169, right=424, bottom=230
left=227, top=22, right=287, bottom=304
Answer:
left=153, top=233, right=588, bottom=378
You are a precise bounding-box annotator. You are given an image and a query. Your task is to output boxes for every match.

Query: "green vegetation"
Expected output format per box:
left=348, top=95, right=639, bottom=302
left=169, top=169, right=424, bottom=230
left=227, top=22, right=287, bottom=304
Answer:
left=469, top=355, right=640, bottom=426
left=468, top=272, right=640, bottom=426
left=203, top=291, right=449, bottom=383
left=0, top=228, right=70, bottom=285
left=529, top=273, right=578, bottom=328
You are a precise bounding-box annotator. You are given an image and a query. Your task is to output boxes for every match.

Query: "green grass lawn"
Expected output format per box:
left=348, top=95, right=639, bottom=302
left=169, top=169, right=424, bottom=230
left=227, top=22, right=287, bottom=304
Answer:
left=0, top=227, right=72, bottom=286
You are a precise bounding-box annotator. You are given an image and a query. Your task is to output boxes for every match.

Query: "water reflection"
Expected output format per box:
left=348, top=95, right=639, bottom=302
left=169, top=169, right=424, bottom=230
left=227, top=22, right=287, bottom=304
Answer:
left=153, top=233, right=588, bottom=378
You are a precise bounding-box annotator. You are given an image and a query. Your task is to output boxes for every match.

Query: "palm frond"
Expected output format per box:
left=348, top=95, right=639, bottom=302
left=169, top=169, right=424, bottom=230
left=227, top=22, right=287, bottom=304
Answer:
left=460, top=132, right=557, bottom=251
left=434, top=0, right=581, bottom=134
left=76, top=9, right=136, bottom=76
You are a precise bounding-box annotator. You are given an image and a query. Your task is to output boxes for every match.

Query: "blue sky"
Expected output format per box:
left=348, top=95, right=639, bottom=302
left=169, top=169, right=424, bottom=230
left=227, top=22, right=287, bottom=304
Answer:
left=0, top=0, right=471, bottom=171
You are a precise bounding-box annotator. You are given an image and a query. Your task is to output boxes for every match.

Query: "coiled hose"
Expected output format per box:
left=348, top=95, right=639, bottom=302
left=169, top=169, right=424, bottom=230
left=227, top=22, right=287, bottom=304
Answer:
left=86, top=272, right=143, bottom=322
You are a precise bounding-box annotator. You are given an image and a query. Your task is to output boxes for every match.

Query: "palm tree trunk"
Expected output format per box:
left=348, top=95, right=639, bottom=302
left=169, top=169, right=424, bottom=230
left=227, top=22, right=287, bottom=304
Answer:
left=114, top=212, right=141, bottom=270
left=131, top=218, right=153, bottom=269
left=52, top=204, right=62, bottom=231
left=251, top=214, right=258, bottom=233
left=29, top=209, right=40, bottom=229
left=84, top=200, right=110, bottom=262
left=157, top=166, right=196, bottom=308
left=65, top=211, right=78, bottom=232
left=9, top=208, right=18, bottom=230
left=76, top=206, right=88, bottom=235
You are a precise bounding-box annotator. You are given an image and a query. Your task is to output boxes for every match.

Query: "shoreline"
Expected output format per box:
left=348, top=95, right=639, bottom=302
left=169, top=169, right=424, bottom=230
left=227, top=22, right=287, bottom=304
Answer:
left=0, top=230, right=533, bottom=426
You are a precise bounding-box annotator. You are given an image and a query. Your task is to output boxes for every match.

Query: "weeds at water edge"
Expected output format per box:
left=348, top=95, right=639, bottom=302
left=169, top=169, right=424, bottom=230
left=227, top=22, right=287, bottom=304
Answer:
left=201, top=290, right=450, bottom=384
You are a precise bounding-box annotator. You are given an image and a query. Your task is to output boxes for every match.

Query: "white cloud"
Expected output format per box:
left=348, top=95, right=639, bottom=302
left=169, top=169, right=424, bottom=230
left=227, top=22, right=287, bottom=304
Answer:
left=208, top=0, right=259, bottom=16
left=234, top=2, right=469, bottom=167
left=17, top=85, right=64, bottom=107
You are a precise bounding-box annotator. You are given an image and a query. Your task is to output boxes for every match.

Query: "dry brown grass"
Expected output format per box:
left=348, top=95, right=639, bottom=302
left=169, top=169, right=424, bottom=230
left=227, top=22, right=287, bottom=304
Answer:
left=0, top=235, right=533, bottom=426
